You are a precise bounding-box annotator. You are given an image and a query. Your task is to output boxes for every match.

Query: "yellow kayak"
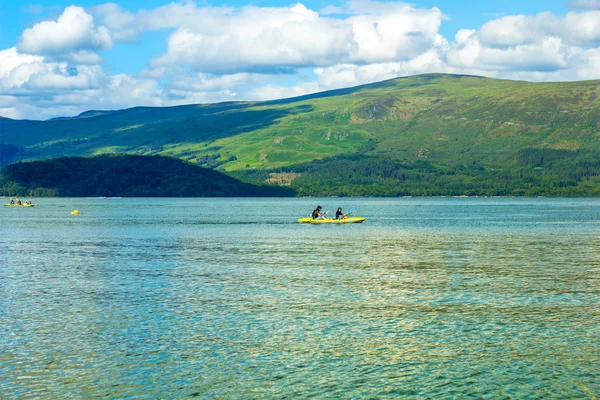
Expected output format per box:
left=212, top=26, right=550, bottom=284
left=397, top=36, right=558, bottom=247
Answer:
left=3, top=203, right=35, bottom=207
left=298, top=217, right=365, bottom=224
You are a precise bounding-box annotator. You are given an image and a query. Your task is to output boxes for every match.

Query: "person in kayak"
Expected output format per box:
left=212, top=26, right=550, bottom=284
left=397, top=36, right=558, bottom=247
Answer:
left=335, top=207, right=348, bottom=220
left=16, top=198, right=21, bottom=205
left=9, top=198, right=14, bottom=204
left=312, top=206, right=328, bottom=220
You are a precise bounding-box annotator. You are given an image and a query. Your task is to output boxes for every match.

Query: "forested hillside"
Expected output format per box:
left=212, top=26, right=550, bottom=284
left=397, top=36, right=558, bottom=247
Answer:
left=1, top=74, right=599, bottom=196
left=231, top=151, right=599, bottom=197
left=0, top=155, right=293, bottom=197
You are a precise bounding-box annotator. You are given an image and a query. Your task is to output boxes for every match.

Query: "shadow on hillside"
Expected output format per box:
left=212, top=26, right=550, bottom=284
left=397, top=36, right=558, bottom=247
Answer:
left=154, top=104, right=315, bottom=143
left=0, top=103, right=315, bottom=160
left=0, top=102, right=261, bottom=146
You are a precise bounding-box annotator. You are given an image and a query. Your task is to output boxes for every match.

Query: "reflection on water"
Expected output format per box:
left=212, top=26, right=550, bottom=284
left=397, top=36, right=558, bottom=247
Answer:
left=1, top=198, right=599, bottom=398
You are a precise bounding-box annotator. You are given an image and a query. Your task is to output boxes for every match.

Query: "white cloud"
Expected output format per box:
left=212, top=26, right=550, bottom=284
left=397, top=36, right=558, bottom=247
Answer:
left=248, top=82, right=320, bottom=101
left=567, top=0, right=600, bottom=10
left=149, top=4, right=357, bottom=73
left=0, top=46, right=161, bottom=119
left=346, top=5, right=442, bottom=63
left=0, top=47, right=42, bottom=81
left=478, top=13, right=558, bottom=47
left=25, top=65, right=107, bottom=91
left=18, top=6, right=112, bottom=62
left=92, top=3, right=137, bottom=42
left=0, top=73, right=161, bottom=120
left=167, top=72, right=265, bottom=92
left=315, top=49, right=447, bottom=90
left=480, top=38, right=569, bottom=71
left=447, top=32, right=570, bottom=72
left=570, top=48, right=600, bottom=79
left=444, top=9, right=600, bottom=76
left=477, top=11, right=600, bottom=48
left=346, top=0, right=411, bottom=15
left=320, top=5, right=345, bottom=15
left=565, top=11, right=600, bottom=44
left=91, top=1, right=230, bottom=41
left=138, top=2, right=225, bottom=31
left=147, top=2, right=443, bottom=74
left=4, top=1, right=600, bottom=120
left=0, top=48, right=105, bottom=93
left=446, top=29, right=481, bottom=69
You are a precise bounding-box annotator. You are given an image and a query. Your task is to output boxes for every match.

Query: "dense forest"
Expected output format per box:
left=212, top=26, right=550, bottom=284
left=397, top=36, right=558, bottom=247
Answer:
left=233, top=148, right=600, bottom=197
left=1, top=150, right=597, bottom=198
left=0, top=155, right=293, bottom=197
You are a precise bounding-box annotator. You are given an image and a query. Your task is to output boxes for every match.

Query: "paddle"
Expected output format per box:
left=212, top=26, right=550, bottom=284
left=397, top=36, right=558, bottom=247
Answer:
left=311, top=210, right=331, bottom=219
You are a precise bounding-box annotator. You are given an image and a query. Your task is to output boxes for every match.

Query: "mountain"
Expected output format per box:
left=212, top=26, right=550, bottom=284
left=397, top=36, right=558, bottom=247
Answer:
left=1, top=73, right=599, bottom=196
left=0, top=155, right=294, bottom=197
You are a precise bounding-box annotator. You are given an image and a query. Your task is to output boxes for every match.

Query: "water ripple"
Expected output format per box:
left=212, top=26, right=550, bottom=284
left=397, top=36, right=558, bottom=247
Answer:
left=1, top=198, right=599, bottom=398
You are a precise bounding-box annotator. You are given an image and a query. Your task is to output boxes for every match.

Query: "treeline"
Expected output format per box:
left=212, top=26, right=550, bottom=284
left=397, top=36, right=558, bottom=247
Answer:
left=234, top=149, right=599, bottom=197
left=2, top=150, right=597, bottom=198
left=0, top=155, right=294, bottom=197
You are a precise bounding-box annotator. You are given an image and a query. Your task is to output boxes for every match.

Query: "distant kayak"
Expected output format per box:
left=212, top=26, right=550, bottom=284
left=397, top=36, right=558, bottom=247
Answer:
left=298, top=217, right=365, bottom=224
left=3, top=203, right=35, bottom=207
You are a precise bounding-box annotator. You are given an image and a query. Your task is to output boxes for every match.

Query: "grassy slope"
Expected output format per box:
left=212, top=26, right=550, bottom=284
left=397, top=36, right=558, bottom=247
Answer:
left=1, top=74, right=599, bottom=173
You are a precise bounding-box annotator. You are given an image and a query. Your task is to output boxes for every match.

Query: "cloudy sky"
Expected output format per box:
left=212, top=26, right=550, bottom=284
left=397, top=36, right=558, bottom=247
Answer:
left=1, top=0, right=600, bottom=119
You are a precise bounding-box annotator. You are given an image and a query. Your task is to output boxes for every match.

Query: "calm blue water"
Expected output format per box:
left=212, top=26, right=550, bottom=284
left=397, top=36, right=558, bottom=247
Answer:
left=1, top=198, right=599, bottom=398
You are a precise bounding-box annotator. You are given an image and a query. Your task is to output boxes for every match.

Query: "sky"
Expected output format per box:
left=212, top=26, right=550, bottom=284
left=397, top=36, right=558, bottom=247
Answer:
left=1, top=0, right=599, bottom=120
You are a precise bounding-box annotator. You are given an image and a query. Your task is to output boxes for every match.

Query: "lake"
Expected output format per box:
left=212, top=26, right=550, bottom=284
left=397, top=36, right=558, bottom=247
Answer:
left=1, top=198, right=599, bottom=398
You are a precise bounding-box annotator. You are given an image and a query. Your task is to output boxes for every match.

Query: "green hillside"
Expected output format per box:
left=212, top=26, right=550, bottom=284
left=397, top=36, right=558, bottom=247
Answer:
left=1, top=74, right=599, bottom=196
left=0, top=155, right=293, bottom=197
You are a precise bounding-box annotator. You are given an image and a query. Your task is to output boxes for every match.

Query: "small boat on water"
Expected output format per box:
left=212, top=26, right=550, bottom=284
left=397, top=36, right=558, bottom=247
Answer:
left=3, top=203, right=36, bottom=207
left=298, top=217, right=365, bottom=224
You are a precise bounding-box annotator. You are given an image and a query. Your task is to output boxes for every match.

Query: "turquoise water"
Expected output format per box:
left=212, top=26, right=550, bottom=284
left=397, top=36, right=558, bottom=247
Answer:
left=1, top=198, right=599, bottom=398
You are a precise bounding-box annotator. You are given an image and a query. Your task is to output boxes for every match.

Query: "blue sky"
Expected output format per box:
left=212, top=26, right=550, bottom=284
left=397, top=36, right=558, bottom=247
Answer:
left=1, top=0, right=599, bottom=119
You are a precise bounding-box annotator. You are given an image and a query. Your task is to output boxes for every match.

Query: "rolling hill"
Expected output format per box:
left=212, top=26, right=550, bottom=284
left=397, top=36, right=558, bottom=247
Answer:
left=1, top=73, right=599, bottom=196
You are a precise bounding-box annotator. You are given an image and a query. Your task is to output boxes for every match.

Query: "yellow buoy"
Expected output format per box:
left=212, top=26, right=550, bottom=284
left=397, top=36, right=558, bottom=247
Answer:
left=71, top=210, right=80, bottom=215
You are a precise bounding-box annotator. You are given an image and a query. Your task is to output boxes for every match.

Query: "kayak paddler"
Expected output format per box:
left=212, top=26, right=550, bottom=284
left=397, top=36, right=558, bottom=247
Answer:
left=336, top=207, right=348, bottom=220
left=311, top=206, right=329, bottom=220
